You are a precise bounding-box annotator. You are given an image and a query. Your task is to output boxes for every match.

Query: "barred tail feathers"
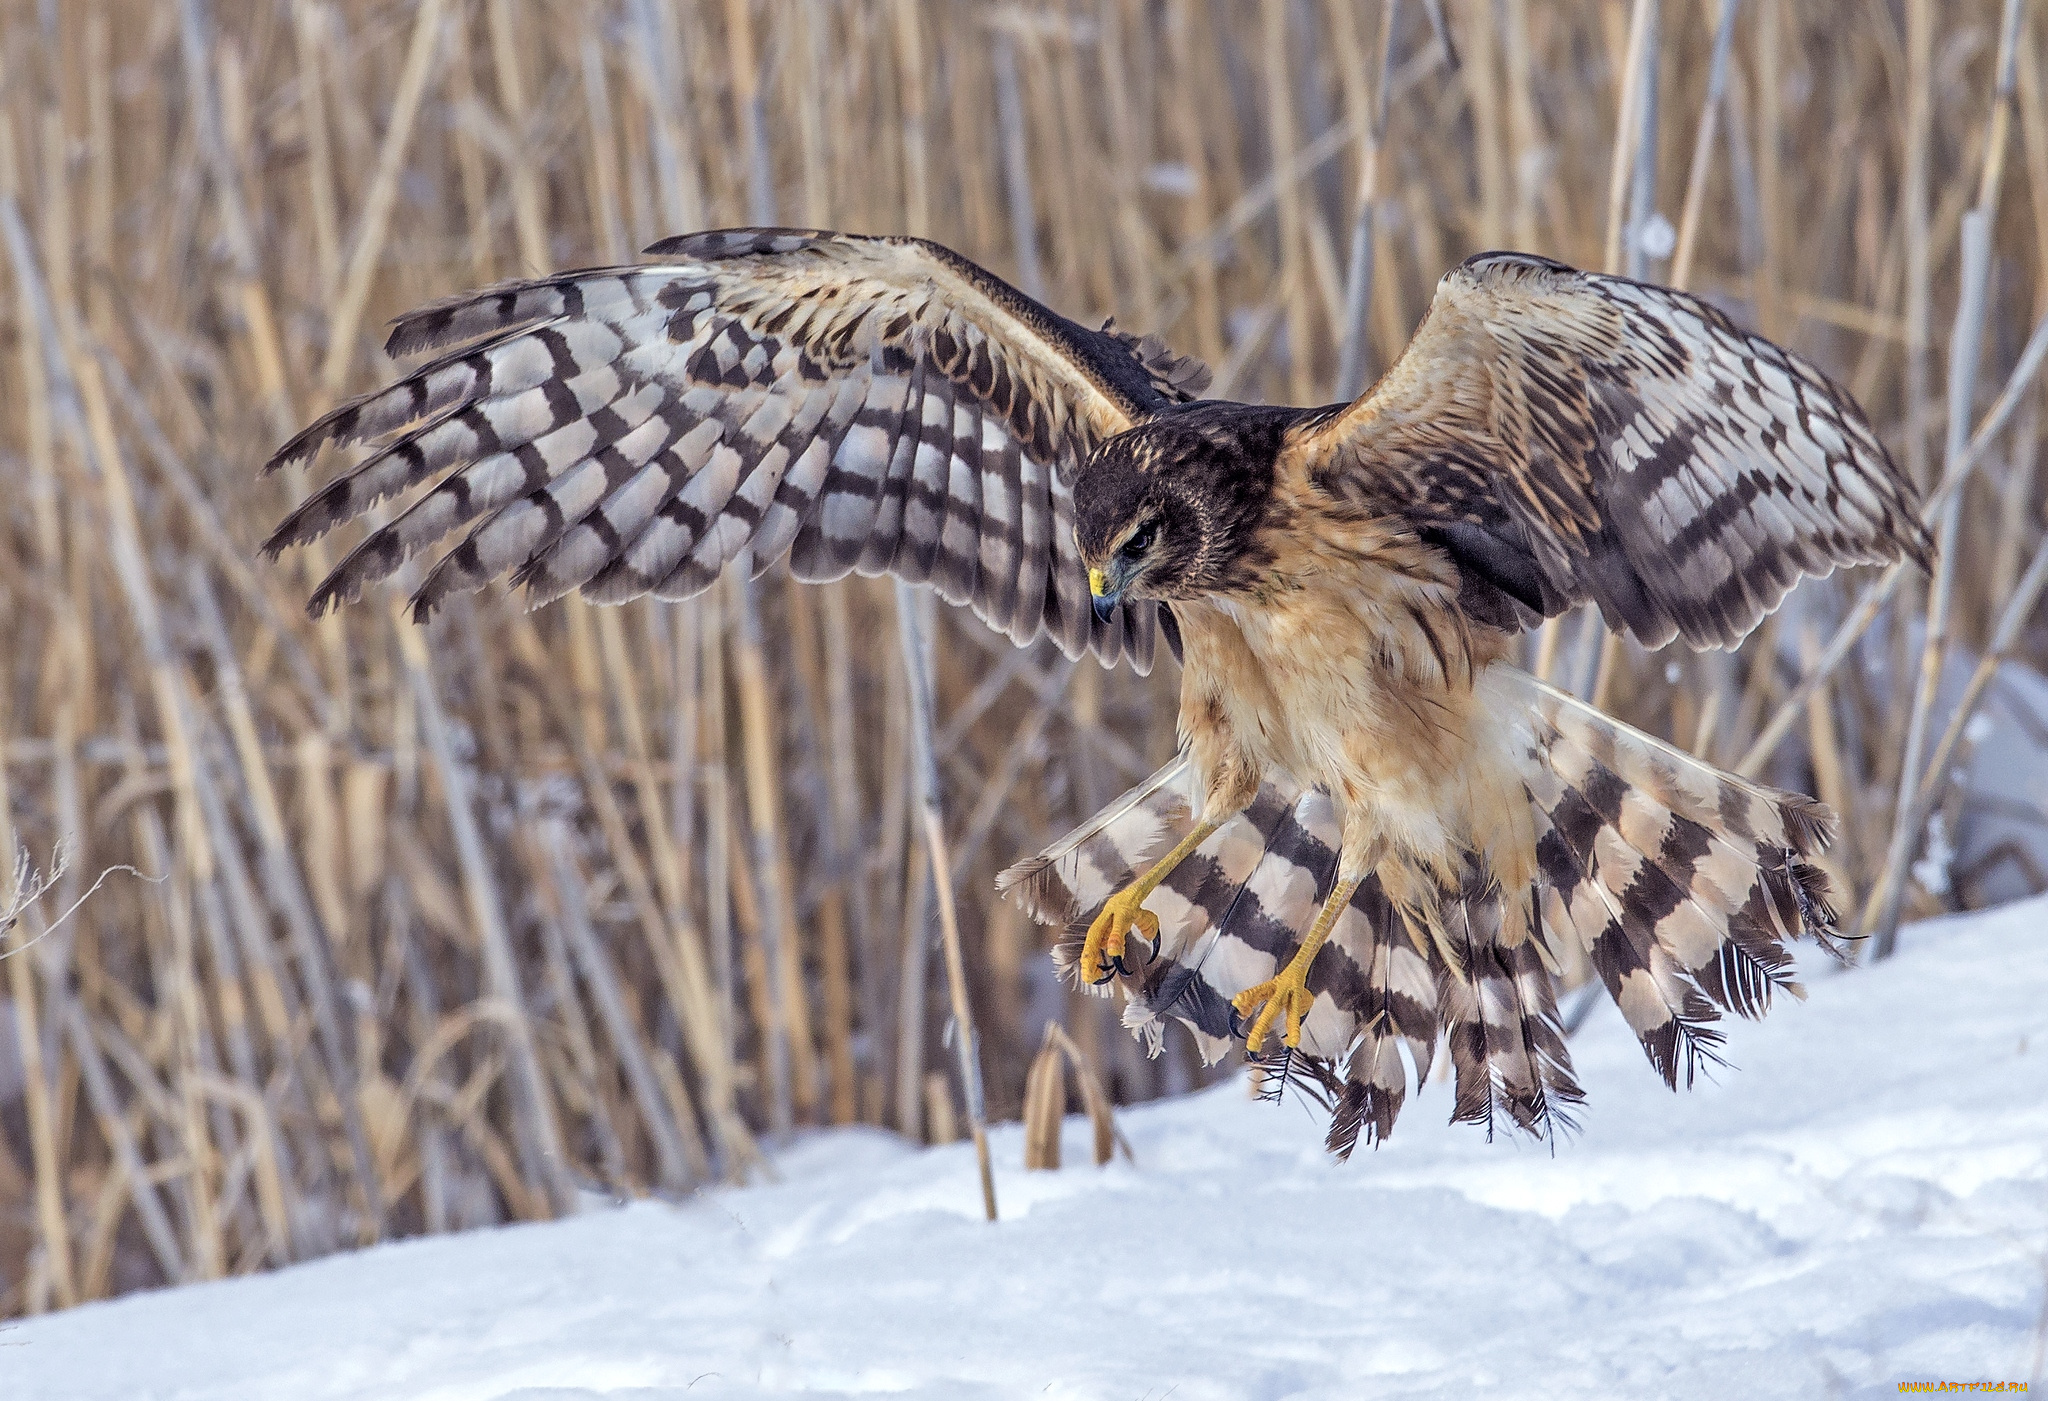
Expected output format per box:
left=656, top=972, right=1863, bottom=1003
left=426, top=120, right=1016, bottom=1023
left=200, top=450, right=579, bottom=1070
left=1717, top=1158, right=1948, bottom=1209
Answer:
left=998, top=765, right=1580, bottom=1157
left=1434, top=883, right=1584, bottom=1145
left=993, top=754, right=1191, bottom=926
left=995, top=671, right=1838, bottom=1156
left=1511, top=671, right=1840, bottom=1090
left=998, top=763, right=1306, bottom=1063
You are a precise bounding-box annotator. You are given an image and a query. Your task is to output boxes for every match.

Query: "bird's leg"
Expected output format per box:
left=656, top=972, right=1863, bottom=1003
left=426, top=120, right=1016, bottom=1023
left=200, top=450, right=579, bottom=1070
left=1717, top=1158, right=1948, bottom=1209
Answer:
left=1077, top=819, right=1222, bottom=984
left=1234, top=872, right=1366, bottom=1053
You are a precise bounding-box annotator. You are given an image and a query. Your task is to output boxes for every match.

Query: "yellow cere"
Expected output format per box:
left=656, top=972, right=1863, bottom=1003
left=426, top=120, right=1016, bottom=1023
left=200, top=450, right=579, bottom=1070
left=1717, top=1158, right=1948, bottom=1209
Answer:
left=1088, top=567, right=1110, bottom=598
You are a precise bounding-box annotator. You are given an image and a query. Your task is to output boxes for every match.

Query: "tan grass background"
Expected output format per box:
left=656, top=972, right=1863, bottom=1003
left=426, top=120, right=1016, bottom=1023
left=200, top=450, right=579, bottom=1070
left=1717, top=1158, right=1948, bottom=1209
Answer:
left=0, top=0, right=2044, bottom=1315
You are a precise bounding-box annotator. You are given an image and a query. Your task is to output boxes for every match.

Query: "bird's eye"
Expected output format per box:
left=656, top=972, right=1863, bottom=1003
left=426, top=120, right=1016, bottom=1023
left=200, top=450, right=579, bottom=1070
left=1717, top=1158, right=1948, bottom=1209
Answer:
left=1122, top=521, right=1158, bottom=558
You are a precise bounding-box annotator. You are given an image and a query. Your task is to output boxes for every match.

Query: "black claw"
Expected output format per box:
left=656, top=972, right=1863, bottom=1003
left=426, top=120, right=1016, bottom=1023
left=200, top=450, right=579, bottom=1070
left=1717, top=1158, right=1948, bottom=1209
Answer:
left=1227, top=1005, right=1245, bottom=1039
left=1106, top=952, right=1131, bottom=977
left=1089, top=964, right=1117, bottom=987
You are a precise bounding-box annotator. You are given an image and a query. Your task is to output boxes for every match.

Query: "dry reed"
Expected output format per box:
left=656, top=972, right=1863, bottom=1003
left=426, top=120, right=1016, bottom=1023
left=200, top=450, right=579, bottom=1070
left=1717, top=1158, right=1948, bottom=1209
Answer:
left=0, top=0, right=2044, bottom=1317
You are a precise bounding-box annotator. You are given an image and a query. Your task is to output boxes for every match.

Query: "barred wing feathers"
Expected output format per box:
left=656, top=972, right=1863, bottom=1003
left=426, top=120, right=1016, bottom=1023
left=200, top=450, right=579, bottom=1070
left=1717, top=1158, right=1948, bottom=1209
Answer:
left=264, top=229, right=1211, bottom=669
left=1291, top=252, right=1931, bottom=650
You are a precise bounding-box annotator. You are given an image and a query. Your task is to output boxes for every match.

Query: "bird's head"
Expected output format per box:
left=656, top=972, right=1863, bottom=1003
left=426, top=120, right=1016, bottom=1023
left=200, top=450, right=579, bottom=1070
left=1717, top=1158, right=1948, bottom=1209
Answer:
left=1073, top=402, right=1294, bottom=619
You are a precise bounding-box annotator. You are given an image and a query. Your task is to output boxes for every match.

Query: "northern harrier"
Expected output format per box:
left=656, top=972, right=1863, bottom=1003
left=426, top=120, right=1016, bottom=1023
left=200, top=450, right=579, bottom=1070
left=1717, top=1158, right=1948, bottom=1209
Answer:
left=266, top=230, right=1928, bottom=1153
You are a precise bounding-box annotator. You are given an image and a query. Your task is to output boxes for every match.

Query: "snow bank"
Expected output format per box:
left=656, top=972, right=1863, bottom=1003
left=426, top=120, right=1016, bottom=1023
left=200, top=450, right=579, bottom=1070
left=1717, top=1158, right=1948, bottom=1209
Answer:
left=5, top=899, right=2045, bottom=1400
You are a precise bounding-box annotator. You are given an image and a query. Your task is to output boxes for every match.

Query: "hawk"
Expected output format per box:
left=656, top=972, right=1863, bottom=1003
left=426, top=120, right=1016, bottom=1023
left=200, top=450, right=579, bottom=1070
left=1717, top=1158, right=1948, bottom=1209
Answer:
left=265, top=230, right=1929, bottom=1154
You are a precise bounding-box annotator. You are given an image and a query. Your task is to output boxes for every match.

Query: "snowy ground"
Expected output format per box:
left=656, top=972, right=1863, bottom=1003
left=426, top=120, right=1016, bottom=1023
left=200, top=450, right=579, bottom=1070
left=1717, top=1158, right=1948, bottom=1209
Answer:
left=6, top=898, right=2046, bottom=1401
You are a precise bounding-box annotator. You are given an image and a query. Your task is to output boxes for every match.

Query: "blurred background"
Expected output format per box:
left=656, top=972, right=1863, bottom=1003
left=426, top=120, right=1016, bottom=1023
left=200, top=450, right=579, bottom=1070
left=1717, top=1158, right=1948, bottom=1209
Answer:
left=0, top=0, right=2044, bottom=1317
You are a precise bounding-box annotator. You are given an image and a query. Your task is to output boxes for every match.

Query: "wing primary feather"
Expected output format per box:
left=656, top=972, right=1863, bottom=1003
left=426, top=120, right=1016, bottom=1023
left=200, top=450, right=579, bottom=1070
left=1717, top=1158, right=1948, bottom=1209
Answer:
left=266, top=229, right=1208, bottom=662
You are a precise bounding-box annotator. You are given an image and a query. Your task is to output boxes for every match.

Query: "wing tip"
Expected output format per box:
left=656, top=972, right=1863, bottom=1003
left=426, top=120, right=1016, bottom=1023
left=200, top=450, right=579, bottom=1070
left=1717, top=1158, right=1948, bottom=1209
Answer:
left=1899, top=514, right=1938, bottom=574
left=384, top=301, right=473, bottom=359
left=258, top=524, right=297, bottom=563
left=380, top=275, right=578, bottom=358
left=263, top=438, right=319, bottom=476
left=265, top=399, right=369, bottom=474
left=304, top=570, right=355, bottom=620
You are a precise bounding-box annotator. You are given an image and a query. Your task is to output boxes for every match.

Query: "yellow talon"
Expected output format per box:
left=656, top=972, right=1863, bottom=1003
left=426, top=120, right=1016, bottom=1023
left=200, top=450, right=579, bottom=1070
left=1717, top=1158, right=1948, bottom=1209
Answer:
left=1231, top=870, right=1363, bottom=1053
left=1079, top=884, right=1160, bottom=984
left=1232, top=957, right=1318, bottom=1053
left=1074, top=818, right=1224, bottom=986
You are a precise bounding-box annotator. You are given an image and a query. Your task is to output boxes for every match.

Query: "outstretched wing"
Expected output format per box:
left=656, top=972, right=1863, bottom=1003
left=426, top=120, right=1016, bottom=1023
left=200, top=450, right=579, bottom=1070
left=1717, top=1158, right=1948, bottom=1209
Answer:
left=264, top=228, right=1211, bottom=669
left=1287, top=252, right=1931, bottom=649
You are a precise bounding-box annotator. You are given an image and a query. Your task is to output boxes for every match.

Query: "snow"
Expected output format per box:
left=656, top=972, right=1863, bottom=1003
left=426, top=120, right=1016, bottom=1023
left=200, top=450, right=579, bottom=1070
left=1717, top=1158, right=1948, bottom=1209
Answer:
left=1957, top=661, right=2048, bottom=907
left=6, top=899, right=2046, bottom=1400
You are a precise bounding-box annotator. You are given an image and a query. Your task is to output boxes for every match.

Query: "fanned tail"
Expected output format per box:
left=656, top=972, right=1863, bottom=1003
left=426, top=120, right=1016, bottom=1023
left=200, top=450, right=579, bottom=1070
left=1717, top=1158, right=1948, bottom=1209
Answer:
left=999, top=667, right=1841, bottom=1158
left=1512, top=671, right=1840, bottom=1089
left=999, top=765, right=1583, bottom=1157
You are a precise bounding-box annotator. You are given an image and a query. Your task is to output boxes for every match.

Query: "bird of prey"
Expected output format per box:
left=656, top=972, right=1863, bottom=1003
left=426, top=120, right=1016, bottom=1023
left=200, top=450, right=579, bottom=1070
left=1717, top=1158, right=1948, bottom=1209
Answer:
left=265, top=229, right=1929, bottom=1154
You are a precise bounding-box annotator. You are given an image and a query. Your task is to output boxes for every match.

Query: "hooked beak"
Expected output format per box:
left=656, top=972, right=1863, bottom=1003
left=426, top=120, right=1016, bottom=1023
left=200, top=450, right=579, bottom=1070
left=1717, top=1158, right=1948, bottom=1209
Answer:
left=1088, top=566, right=1121, bottom=622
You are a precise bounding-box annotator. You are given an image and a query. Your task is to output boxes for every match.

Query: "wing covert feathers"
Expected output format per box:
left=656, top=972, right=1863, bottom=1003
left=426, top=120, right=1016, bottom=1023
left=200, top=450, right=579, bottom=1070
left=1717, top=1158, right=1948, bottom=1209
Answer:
left=1291, top=251, right=1932, bottom=651
left=1001, top=666, right=1839, bottom=1158
left=263, top=229, right=1211, bottom=671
